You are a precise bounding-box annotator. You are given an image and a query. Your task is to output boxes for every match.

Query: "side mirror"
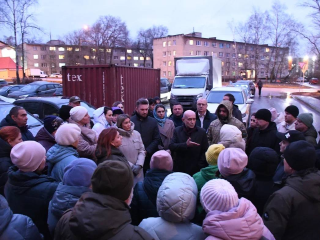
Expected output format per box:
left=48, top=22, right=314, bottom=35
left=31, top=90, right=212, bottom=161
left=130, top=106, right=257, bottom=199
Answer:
left=246, top=99, right=254, bottom=104
left=206, top=84, right=212, bottom=90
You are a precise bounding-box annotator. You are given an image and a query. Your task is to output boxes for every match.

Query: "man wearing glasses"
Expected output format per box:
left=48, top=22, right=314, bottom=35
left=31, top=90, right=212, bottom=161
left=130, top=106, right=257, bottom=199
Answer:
left=195, top=98, right=217, bottom=131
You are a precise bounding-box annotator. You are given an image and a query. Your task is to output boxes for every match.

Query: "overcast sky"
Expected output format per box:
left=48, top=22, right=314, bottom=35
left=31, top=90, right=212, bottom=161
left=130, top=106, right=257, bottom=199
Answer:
left=0, top=0, right=315, bottom=55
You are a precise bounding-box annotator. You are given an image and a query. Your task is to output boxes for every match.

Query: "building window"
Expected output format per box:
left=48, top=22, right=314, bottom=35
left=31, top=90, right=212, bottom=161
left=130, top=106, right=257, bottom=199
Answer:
left=196, top=51, right=201, bottom=55
left=52, top=63, right=55, bottom=67
left=250, top=46, right=253, bottom=51
left=204, top=41, right=208, bottom=46
left=114, top=56, right=119, bottom=60
left=146, top=63, right=151, bottom=67
left=189, top=40, right=194, bottom=45
left=134, top=63, right=139, bottom=67
left=50, top=55, right=55, bottom=59
left=219, top=52, right=223, bottom=57
left=163, top=61, right=166, bottom=66
left=168, top=41, right=171, bottom=46
left=59, top=63, right=65, bottom=67
left=134, top=56, right=139, bottom=60
left=140, top=57, right=144, bottom=60
left=33, top=55, right=38, bottom=59
left=139, top=50, right=144, bottom=53
left=33, top=46, right=37, bottom=50
left=58, top=47, right=65, bottom=51
left=127, top=49, right=132, bottom=53
left=40, top=46, right=46, bottom=51
left=173, top=51, right=176, bottom=56
left=163, top=71, right=166, bottom=77
left=222, top=61, right=224, bottom=66
left=34, top=63, right=39, bottom=67
left=163, top=52, right=166, bottom=57
left=244, top=54, right=249, bottom=59
left=107, top=49, right=111, bottom=52
left=261, top=71, right=265, bottom=75
left=251, top=55, right=254, bottom=59
left=238, top=54, right=242, bottom=58
left=261, top=55, right=265, bottom=60
left=173, top=40, right=176, bottom=45
left=84, top=55, right=89, bottom=60
left=238, top=45, right=243, bottom=49
left=49, top=47, right=56, bottom=51
left=232, top=62, right=236, bottom=66
left=190, top=51, right=193, bottom=55
left=146, top=57, right=151, bottom=60
left=226, top=53, right=230, bottom=58
left=219, top=43, right=224, bottom=48
left=120, top=56, right=125, bottom=60
left=212, top=42, right=217, bottom=47
left=59, top=55, right=64, bottom=59
left=41, top=55, right=46, bottom=59
left=41, top=63, right=47, bottom=67
left=232, top=53, right=236, bottom=58
left=167, top=51, right=171, bottom=56
left=226, top=43, right=231, bottom=48
left=238, top=62, right=243, bottom=67
left=168, top=61, right=172, bottom=66
left=163, top=42, right=166, bottom=47
left=75, top=48, right=80, bottom=51
left=127, top=56, right=132, bottom=60
left=140, top=63, right=144, bottom=67
left=168, top=71, right=171, bottom=76
left=67, top=47, right=72, bottom=51
left=212, top=52, right=217, bottom=57
left=120, top=49, right=125, bottom=53
left=196, top=40, right=201, bottom=46
left=204, top=51, right=209, bottom=56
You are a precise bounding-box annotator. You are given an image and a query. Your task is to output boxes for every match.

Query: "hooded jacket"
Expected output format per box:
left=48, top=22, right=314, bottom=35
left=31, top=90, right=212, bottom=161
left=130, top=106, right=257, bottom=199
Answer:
left=46, top=144, right=79, bottom=182
left=203, top=198, right=274, bottom=240
left=54, top=192, right=153, bottom=240
left=207, top=100, right=247, bottom=145
left=263, top=169, right=320, bottom=240
left=0, top=136, right=13, bottom=196
left=139, top=172, right=206, bottom=240
left=0, top=114, right=35, bottom=141
left=0, top=195, right=42, bottom=240
left=92, top=107, right=114, bottom=137
left=35, top=126, right=56, bottom=151
left=303, top=125, right=318, bottom=146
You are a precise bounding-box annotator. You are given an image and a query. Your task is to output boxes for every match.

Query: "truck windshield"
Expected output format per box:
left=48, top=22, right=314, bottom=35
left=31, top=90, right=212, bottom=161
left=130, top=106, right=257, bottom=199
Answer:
left=207, top=91, right=244, bottom=104
left=173, top=77, right=206, bottom=88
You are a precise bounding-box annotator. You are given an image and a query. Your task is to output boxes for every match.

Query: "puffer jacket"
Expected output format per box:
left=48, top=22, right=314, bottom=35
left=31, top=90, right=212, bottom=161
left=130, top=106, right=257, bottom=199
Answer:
left=0, top=137, right=13, bottom=196
left=207, top=100, right=247, bottom=145
left=47, top=182, right=91, bottom=235
left=0, top=195, right=42, bottom=240
left=92, top=107, right=114, bottom=137
left=35, top=127, right=56, bottom=152
left=203, top=198, right=274, bottom=240
left=303, top=125, right=318, bottom=146
left=46, top=144, right=79, bottom=182
left=54, top=192, right=153, bottom=240
left=139, top=172, right=206, bottom=240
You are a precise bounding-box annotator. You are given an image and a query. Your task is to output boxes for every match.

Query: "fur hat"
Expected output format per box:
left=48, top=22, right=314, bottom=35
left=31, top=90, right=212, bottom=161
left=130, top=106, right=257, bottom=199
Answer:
left=285, top=105, right=299, bottom=118
left=255, top=109, right=271, bottom=122
left=150, top=150, right=173, bottom=171
left=297, top=113, right=313, bottom=128
left=55, top=123, right=81, bottom=146
left=205, top=144, right=225, bottom=166
left=70, top=106, right=88, bottom=122
left=218, top=148, right=248, bottom=177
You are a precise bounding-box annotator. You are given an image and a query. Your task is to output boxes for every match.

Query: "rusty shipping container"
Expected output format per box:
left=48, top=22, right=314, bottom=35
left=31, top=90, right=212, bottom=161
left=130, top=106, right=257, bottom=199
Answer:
left=62, top=65, right=160, bottom=114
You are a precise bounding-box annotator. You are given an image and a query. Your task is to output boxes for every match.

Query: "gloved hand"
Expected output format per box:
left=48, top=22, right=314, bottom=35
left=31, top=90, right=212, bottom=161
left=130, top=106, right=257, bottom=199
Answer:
left=132, top=165, right=142, bottom=176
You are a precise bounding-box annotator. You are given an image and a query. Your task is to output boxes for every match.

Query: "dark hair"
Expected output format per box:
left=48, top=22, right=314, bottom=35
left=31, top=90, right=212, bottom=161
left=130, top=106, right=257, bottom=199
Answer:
left=117, top=114, right=130, bottom=128
left=9, top=106, right=24, bottom=117
left=224, top=93, right=235, bottom=103
left=96, top=127, right=118, bottom=158
left=154, top=96, right=161, bottom=101
left=155, top=104, right=166, bottom=112
left=103, top=107, right=112, bottom=115
left=172, top=101, right=182, bottom=108
left=148, top=98, right=155, bottom=105
left=136, top=98, right=149, bottom=107
left=112, top=101, right=122, bottom=107
left=251, top=112, right=256, bottom=117
left=0, top=126, right=20, bottom=143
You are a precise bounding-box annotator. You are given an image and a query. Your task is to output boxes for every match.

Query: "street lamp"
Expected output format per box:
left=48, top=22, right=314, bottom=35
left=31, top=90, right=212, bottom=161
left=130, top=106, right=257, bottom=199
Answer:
left=312, top=56, right=316, bottom=77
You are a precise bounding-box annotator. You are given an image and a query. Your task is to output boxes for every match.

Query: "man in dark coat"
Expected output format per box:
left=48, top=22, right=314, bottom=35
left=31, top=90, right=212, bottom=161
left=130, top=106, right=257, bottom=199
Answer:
left=263, top=140, right=320, bottom=240
left=195, top=98, right=217, bottom=131
left=223, top=93, right=242, bottom=122
left=131, top=98, right=160, bottom=172
left=169, top=102, right=184, bottom=127
left=0, top=106, right=34, bottom=141
left=295, top=113, right=318, bottom=146
left=169, top=110, right=209, bottom=176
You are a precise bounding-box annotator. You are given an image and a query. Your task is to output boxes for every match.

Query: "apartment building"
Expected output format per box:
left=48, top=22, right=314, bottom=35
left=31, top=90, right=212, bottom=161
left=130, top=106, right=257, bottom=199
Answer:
left=153, top=32, right=289, bottom=82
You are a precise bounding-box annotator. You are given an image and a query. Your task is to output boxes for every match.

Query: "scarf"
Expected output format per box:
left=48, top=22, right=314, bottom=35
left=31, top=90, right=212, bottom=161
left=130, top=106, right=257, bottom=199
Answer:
left=153, top=106, right=167, bottom=127
left=183, top=123, right=197, bottom=137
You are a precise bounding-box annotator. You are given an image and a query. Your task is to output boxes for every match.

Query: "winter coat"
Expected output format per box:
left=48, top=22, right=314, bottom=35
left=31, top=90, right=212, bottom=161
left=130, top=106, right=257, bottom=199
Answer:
left=131, top=169, right=172, bottom=225
left=303, top=125, right=318, bottom=146
left=35, top=127, right=56, bottom=152
left=169, top=114, right=183, bottom=128
left=207, top=101, right=247, bottom=145
left=96, top=145, right=128, bottom=165
left=118, top=123, right=146, bottom=184
left=158, top=119, right=175, bottom=150
left=263, top=169, right=320, bottom=240
left=54, top=192, right=153, bottom=240
left=46, top=144, right=79, bottom=182
left=69, top=118, right=97, bottom=160
left=92, top=107, right=114, bottom=137
left=169, top=125, right=209, bottom=176
left=232, top=104, right=242, bottom=122
left=195, top=110, right=217, bottom=131
left=139, top=173, right=206, bottom=240
left=277, top=120, right=296, bottom=133
left=0, top=194, right=42, bottom=240
left=47, top=182, right=91, bottom=236
left=257, top=80, right=263, bottom=88
left=203, top=198, right=274, bottom=240
left=0, top=114, right=35, bottom=141
left=193, top=165, right=219, bottom=195
left=4, top=165, right=58, bottom=239
left=0, top=137, right=13, bottom=196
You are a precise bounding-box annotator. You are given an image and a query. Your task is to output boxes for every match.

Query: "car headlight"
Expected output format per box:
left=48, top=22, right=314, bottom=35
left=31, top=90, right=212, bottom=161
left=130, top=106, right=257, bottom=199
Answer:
left=170, top=93, right=176, bottom=99
left=19, top=94, right=29, bottom=98
left=196, top=93, right=203, bottom=99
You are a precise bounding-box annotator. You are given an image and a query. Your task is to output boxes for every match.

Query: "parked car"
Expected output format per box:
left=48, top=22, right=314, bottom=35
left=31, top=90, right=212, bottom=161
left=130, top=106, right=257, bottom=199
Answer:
left=0, top=101, right=43, bottom=136
left=206, top=86, right=254, bottom=126
left=0, top=85, right=24, bottom=97
left=13, top=97, right=96, bottom=121
left=296, top=77, right=307, bottom=82
left=309, top=78, right=319, bottom=84
left=0, top=79, right=8, bottom=88
left=7, top=81, right=61, bottom=99
left=53, top=87, right=63, bottom=96
left=160, top=78, right=172, bottom=103
left=50, top=73, right=62, bottom=78
left=234, top=80, right=255, bottom=95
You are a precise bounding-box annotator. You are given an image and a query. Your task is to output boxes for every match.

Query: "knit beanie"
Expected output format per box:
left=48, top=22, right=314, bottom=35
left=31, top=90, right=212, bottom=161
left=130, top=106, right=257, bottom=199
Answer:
left=206, top=144, right=225, bottom=166
left=284, top=140, right=316, bottom=171
left=297, top=113, right=313, bottom=128
left=44, top=115, right=63, bottom=134
left=220, top=124, right=242, bottom=143
left=255, top=109, right=271, bottom=122
left=200, top=179, right=239, bottom=213
left=55, top=123, right=81, bottom=146
left=218, top=148, right=248, bottom=177
left=10, top=141, right=46, bottom=172
left=112, top=107, right=124, bottom=115
left=150, top=150, right=173, bottom=171
left=285, top=105, right=299, bottom=118
left=59, top=105, right=73, bottom=121
left=70, top=106, right=88, bottom=122
left=63, top=158, right=97, bottom=187
left=248, top=147, right=279, bottom=177
left=91, top=160, right=134, bottom=201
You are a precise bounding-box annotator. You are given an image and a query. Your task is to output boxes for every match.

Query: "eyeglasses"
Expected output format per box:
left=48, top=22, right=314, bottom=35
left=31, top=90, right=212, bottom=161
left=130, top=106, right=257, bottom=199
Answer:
left=197, top=103, right=206, bottom=106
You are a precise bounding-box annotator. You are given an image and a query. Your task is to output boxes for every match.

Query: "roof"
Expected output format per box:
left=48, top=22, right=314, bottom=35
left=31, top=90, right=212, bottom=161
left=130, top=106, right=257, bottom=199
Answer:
left=0, top=57, right=22, bottom=69
left=210, top=86, right=244, bottom=92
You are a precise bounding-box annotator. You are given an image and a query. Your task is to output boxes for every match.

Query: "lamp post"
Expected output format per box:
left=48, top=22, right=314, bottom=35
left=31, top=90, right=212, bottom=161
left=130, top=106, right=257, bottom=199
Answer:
left=312, top=56, right=316, bottom=77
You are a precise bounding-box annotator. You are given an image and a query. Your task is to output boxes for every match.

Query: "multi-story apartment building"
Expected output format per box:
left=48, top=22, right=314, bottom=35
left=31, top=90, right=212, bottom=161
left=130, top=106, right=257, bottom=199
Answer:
left=153, top=32, right=289, bottom=82
left=19, top=40, right=153, bottom=75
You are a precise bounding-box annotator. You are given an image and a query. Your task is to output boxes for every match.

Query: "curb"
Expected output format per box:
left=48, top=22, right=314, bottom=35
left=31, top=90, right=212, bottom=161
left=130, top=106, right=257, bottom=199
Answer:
left=292, top=95, right=320, bottom=114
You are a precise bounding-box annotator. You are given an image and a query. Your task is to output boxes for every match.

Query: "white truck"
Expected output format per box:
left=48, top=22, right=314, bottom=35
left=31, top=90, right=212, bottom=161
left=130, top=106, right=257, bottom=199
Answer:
left=26, top=69, right=48, bottom=78
left=170, top=56, right=222, bottom=110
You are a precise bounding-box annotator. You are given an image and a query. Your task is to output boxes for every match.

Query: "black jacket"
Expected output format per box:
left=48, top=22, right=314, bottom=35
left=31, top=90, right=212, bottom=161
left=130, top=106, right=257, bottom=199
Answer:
left=195, top=110, right=217, bottom=131
left=96, top=146, right=128, bottom=165
left=0, top=114, right=35, bottom=141
left=169, top=125, right=208, bottom=176
left=169, top=114, right=183, bottom=128
left=232, top=104, right=242, bottom=122
left=35, top=127, right=56, bottom=152
left=54, top=192, right=153, bottom=240
left=0, top=137, right=13, bottom=196
left=130, top=169, right=172, bottom=225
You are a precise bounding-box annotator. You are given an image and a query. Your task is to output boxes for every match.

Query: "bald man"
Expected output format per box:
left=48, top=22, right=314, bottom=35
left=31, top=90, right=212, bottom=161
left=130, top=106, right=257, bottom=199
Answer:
left=169, top=110, right=209, bottom=176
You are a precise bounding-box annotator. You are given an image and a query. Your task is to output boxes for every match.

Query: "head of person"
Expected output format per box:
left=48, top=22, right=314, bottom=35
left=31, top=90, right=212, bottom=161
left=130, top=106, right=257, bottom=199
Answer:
left=182, top=110, right=196, bottom=129
left=70, top=106, right=90, bottom=125
left=223, top=93, right=235, bottom=104
left=148, top=98, right=156, bottom=111
left=154, top=104, right=166, bottom=120
left=219, top=124, right=245, bottom=151
left=284, top=105, right=299, bottom=124
left=157, top=172, right=198, bottom=223
left=9, top=106, right=27, bottom=127
left=172, top=102, right=183, bottom=117
left=154, top=96, right=161, bottom=104
left=276, top=130, right=306, bottom=153
left=197, top=98, right=208, bottom=114
left=112, top=101, right=124, bottom=112
left=295, top=113, right=313, bottom=132
left=150, top=150, right=173, bottom=171
left=205, top=144, right=225, bottom=166
left=63, top=158, right=97, bottom=187
left=96, top=127, right=122, bottom=157
left=103, top=107, right=113, bottom=125
left=91, top=160, right=134, bottom=205
left=250, top=112, right=257, bottom=128
left=0, top=126, right=22, bottom=147
left=216, top=100, right=232, bottom=121
left=218, top=148, right=248, bottom=177
left=116, top=114, right=131, bottom=131
left=283, top=140, right=316, bottom=174
left=55, top=123, right=81, bottom=148
left=59, top=105, right=73, bottom=122
left=111, top=107, right=124, bottom=124
left=135, top=98, right=149, bottom=118
left=10, top=141, right=46, bottom=173
left=254, top=109, right=271, bottom=130
left=43, top=115, right=63, bottom=137
left=69, top=96, right=81, bottom=107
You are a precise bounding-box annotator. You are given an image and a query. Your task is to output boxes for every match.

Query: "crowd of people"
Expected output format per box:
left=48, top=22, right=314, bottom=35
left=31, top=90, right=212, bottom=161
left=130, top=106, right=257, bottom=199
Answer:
left=0, top=93, right=320, bottom=240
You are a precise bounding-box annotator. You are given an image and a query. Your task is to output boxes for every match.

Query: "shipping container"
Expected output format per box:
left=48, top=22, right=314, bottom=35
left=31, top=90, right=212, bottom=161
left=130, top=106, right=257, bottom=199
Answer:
left=62, top=65, right=160, bottom=114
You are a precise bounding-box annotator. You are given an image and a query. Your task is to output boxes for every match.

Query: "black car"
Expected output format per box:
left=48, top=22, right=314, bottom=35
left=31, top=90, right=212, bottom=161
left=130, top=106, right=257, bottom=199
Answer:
left=0, top=79, right=8, bottom=88
left=0, top=85, right=24, bottom=97
left=8, top=81, right=61, bottom=99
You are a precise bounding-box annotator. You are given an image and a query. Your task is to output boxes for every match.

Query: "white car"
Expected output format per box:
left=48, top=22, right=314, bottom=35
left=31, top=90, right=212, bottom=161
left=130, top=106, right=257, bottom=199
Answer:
left=296, top=77, right=306, bottom=82
left=206, top=86, right=254, bottom=126
left=50, top=73, right=62, bottom=78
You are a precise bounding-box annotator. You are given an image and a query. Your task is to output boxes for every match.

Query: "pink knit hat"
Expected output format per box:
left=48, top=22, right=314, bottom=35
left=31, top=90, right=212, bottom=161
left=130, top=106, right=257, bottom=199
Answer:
left=200, top=179, right=239, bottom=212
left=150, top=150, right=173, bottom=171
left=10, top=141, right=46, bottom=172
left=218, top=148, right=248, bottom=177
